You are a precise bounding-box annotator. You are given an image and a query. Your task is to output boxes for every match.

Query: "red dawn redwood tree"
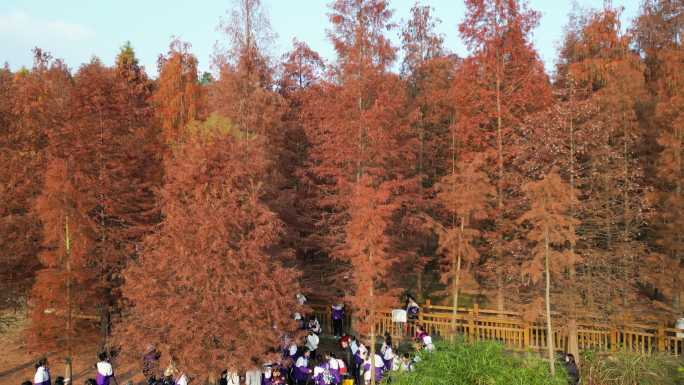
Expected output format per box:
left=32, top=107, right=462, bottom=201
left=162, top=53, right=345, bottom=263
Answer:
left=30, top=45, right=161, bottom=352
left=633, top=0, right=684, bottom=312
left=454, top=0, right=552, bottom=310
left=212, top=0, right=299, bottom=265
left=565, top=7, right=652, bottom=318
left=278, top=41, right=340, bottom=298
left=432, top=154, right=493, bottom=334
left=0, top=52, right=70, bottom=329
left=212, top=0, right=285, bottom=143
left=154, top=38, right=206, bottom=147
left=649, top=33, right=683, bottom=312
left=114, top=121, right=303, bottom=376
left=303, top=1, right=414, bottom=383
left=399, top=3, right=456, bottom=300
left=518, top=169, right=579, bottom=376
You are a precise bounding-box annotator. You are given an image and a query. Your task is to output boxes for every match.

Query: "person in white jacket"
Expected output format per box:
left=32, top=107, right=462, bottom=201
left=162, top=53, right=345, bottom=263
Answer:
left=305, top=330, right=320, bottom=360
left=220, top=369, right=239, bottom=385
left=33, top=358, right=50, bottom=385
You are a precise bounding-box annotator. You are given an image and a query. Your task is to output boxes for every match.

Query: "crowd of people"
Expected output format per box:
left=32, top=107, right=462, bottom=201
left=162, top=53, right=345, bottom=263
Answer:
left=25, top=294, right=436, bottom=385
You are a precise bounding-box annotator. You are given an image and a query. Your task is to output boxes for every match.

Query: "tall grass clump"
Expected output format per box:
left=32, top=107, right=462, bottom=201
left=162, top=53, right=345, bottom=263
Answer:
left=581, top=350, right=684, bottom=385
left=389, top=338, right=568, bottom=385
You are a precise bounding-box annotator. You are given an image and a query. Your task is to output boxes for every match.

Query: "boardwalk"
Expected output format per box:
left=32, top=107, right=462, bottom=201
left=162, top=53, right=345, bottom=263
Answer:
left=312, top=302, right=684, bottom=356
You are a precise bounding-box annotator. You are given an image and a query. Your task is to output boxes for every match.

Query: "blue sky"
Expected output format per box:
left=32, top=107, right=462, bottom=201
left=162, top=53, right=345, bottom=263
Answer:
left=0, top=1, right=641, bottom=77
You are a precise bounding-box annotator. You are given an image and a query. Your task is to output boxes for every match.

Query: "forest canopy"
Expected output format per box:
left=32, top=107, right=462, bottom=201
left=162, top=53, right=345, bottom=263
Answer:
left=0, top=0, right=682, bottom=376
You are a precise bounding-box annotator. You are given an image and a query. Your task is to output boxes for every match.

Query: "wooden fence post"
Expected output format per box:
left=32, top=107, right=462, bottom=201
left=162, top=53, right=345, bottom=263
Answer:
left=610, top=328, right=618, bottom=352
left=523, top=323, right=531, bottom=349
left=657, top=325, right=665, bottom=353
left=468, top=308, right=476, bottom=342
left=567, top=319, right=579, bottom=362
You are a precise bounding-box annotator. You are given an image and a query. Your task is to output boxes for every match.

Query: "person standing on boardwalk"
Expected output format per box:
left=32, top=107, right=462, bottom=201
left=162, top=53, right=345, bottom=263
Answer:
left=406, top=295, right=420, bottom=323
left=331, top=304, right=345, bottom=338
left=33, top=358, right=50, bottom=385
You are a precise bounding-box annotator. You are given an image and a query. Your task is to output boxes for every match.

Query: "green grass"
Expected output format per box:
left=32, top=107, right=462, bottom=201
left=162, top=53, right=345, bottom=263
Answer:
left=580, top=350, right=684, bottom=385
left=388, top=338, right=568, bottom=385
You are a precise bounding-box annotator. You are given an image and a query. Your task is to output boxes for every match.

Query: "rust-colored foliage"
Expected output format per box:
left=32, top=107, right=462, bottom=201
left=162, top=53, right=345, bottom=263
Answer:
left=303, top=1, right=415, bottom=329
left=398, top=4, right=456, bottom=299
left=1, top=0, right=682, bottom=362
left=29, top=45, right=161, bottom=352
left=454, top=0, right=552, bottom=310
left=519, top=169, right=579, bottom=374
left=154, top=38, right=206, bottom=146
left=432, top=155, right=494, bottom=305
left=562, top=6, right=652, bottom=319
left=114, top=121, right=302, bottom=376
left=638, top=0, right=684, bottom=312
left=0, top=50, right=69, bottom=323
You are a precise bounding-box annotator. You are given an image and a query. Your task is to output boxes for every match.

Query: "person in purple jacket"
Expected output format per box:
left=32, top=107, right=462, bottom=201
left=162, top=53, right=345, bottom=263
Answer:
left=312, top=358, right=333, bottom=385
left=293, top=349, right=312, bottom=385
left=331, top=304, right=345, bottom=338
left=324, top=352, right=341, bottom=385
left=362, top=354, right=384, bottom=384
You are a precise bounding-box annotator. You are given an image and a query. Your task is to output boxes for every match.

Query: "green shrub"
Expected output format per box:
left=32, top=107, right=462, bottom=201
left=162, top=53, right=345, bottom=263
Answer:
left=388, top=338, right=568, bottom=385
left=580, top=350, right=684, bottom=385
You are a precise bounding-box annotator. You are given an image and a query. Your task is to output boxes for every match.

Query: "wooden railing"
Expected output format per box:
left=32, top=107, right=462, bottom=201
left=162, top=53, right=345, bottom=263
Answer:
left=310, top=302, right=684, bottom=356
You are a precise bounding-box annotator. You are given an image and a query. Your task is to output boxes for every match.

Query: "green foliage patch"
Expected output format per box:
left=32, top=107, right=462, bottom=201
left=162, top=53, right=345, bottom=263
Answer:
left=389, top=339, right=568, bottom=385
left=580, top=350, right=684, bottom=385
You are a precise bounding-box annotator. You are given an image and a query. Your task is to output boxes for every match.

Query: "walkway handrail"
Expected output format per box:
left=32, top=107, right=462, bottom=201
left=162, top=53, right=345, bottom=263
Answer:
left=309, top=302, right=684, bottom=357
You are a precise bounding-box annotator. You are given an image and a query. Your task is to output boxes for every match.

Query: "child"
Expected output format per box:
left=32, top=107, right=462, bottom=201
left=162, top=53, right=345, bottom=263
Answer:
left=95, top=353, right=114, bottom=385
left=324, top=352, right=340, bottom=385
left=220, top=370, right=239, bottom=385
left=305, top=330, right=320, bottom=360
left=362, top=353, right=384, bottom=385
left=261, top=365, right=272, bottom=385
left=270, top=366, right=286, bottom=385
left=174, top=370, right=188, bottom=385
left=286, top=341, right=299, bottom=361
left=331, top=304, right=345, bottom=338
left=406, top=295, right=420, bottom=322
left=414, top=325, right=428, bottom=342
left=380, top=333, right=395, bottom=372
left=33, top=358, right=50, bottom=385
left=353, top=342, right=367, bottom=385
left=293, top=349, right=312, bottom=385
left=142, top=345, right=161, bottom=383
left=312, top=359, right=333, bottom=385
left=398, top=353, right=413, bottom=372
left=564, top=354, right=580, bottom=385
left=421, top=334, right=435, bottom=352
left=308, top=316, right=322, bottom=335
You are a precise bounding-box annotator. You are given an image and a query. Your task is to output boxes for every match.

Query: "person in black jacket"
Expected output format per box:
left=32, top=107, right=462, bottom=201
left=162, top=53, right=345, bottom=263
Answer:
left=564, top=353, right=580, bottom=385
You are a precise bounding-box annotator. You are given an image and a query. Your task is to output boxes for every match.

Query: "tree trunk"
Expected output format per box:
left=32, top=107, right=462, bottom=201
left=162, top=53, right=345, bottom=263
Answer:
left=369, top=246, right=376, bottom=385
left=495, top=50, right=505, bottom=313
left=451, top=218, right=464, bottom=341
left=567, top=318, right=580, bottom=365
left=65, top=216, right=73, bottom=384
left=416, top=270, right=423, bottom=303
left=544, top=222, right=556, bottom=376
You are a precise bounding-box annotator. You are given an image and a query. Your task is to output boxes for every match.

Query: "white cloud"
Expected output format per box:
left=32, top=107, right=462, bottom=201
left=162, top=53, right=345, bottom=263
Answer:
left=0, top=10, right=93, bottom=42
